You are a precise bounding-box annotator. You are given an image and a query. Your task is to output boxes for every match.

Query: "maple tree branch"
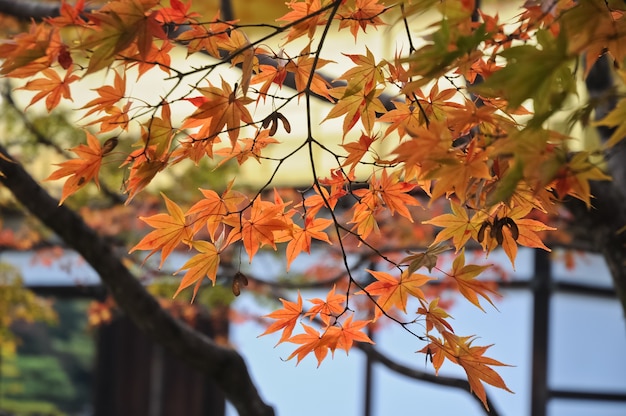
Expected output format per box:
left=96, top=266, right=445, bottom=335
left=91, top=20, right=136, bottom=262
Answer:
left=0, top=144, right=275, bottom=416
left=0, top=0, right=63, bottom=20
left=356, top=343, right=501, bottom=415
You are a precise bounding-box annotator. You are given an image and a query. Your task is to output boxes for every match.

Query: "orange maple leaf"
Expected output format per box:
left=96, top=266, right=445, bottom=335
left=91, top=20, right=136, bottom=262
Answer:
left=215, top=130, right=280, bottom=167
left=303, top=285, right=344, bottom=325
left=362, top=269, right=433, bottom=318
left=429, top=141, right=492, bottom=203
left=155, top=0, right=200, bottom=25
left=338, top=0, right=386, bottom=40
left=377, top=99, right=423, bottom=139
left=184, top=78, right=254, bottom=147
left=121, top=146, right=168, bottom=202
left=129, top=193, right=192, bottom=268
left=422, top=201, right=485, bottom=252
left=480, top=204, right=556, bottom=268
left=286, top=45, right=333, bottom=101
left=260, top=292, right=302, bottom=345
left=19, top=67, right=79, bottom=111
left=278, top=0, right=327, bottom=43
left=448, top=249, right=497, bottom=312
left=82, top=0, right=165, bottom=74
left=440, top=332, right=513, bottom=410
left=187, top=181, right=247, bottom=238
left=373, top=169, right=420, bottom=221
left=341, top=133, right=376, bottom=172
left=237, top=198, right=290, bottom=261
left=324, top=85, right=385, bottom=137
left=335, top=315, right=374, bottom=352
left=417, top=298, right=454, bottom=334
left=45, top=132, right=105, bottom=204
left=81, top=70, right=127, bottom=118
left=337, top=48, right=385, bottom=93
left=287, top=323, right=339, bottom=366
left=250, top=63, right=288, bottom=100
left=173, top=240, right=220, bottom=301
left=285, top=216, right=333, bottom=270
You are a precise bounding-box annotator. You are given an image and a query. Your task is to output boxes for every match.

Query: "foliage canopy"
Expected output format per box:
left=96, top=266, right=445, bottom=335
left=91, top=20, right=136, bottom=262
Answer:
left=1, top=0, right=624, bottom=410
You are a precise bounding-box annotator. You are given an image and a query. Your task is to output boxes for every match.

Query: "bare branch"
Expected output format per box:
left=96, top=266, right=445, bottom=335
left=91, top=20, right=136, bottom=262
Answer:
left=356, top=343, right=502, bottom=415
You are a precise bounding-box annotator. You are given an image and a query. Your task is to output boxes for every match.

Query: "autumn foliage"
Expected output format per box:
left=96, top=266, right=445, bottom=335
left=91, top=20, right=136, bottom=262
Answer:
left=1, top=0, right=623, bottom=409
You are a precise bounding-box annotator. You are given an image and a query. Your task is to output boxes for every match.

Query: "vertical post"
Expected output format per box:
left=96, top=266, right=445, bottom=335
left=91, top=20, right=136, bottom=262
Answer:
left=148, top=344, right=165, bottom=416
left=362, top=326, right=374, bottom=416
left=530, top=249, right=552, bottom=416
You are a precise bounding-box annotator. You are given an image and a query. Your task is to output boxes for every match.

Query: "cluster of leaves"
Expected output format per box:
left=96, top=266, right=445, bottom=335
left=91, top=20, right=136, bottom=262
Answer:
left=0, top=263, right=57, bottom=349
left=1, top=0, right=624, bottom=408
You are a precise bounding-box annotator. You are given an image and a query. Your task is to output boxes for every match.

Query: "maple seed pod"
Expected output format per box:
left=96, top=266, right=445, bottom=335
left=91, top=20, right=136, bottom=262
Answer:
left=477, top=221, right=490, bottom=243
left=261, top=115, right=273, bottom=129
left=494, top=227, right=504, bottom=245
left=503, top=217, right=519, bottom=241
left=268, top=118, right=279, bottom=136
left=276, top=112, right=292, bottom=133
left=489, top=216, right=500, bottom=240
left=232, top=271, right=249, bottom=297
left=102, top=137, right=119, bottom=155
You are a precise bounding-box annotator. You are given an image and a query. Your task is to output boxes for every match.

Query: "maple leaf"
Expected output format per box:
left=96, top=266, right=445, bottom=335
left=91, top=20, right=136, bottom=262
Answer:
left=286, top=324, right=340, bottom=366
left=250, top=63, right=288, bottom=100
left=260, top=292, right=302, bottom=345
left=18, top=68, right=79, bottom=111
left=423, top=201, right=485, bottom=252
left=480, top=204, right=556, bottom=267
left=45, top=132, right=105, bottom=204
left=285, top=46, right=334, bottom=101
left=429, top=141, right=492, bottom=203
left=324, top=85, right=385, bottom=137
left=81, top=70, right=127, bottom=118
left=362, top=269, right=433, bottom=318
left=175, top=14, right=233, bottom=58
left=0, top=22, right=51, bottom=77
left=278, top=0, right=327, bottom=43
left=448, top=249, right=497, bottom=312
left=129, top=193, right=192, bottom=268
left=238, top=198, right=290, bottom=261
left=337, top=48, right=385, bottom=93
left=561, top=0, right=626, bottom=75
left=46, top=0, right=86, bottom=27
left=440, top=332, right=513, bottom=410
left=401, top=243, right=452, bottom=275
left=304, top=285, right=344, bottom=325
left=90, top=101, right=133, bottom=133
left=173, top=240, right=220, bottom=301
left=187, top=181, right=247, bottom=238
left=417, top=298, right=454, bottom=334
left=335, top=315, right=374, bottom=352
left=82, top=0, right=165, bottom=74
left=215, top=130, right=280, bottom=167
left=121, top=146, right=168, bottom=202
left=377, top=99, right=423, bottom=139
left=286, top=216, right=333, bottom=270
left=338, top=0, right=386, bottom=40
left=341, top=133, right=376, bottom=172
left=303, top=184, right=346, bottom=217
left=552, top=151, right=611, bottom=208
left=185, top=78, right=254, bottom=147
left=155, top=0, right=200, bottom=25
left=372, top=169, right=420, bottom=221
